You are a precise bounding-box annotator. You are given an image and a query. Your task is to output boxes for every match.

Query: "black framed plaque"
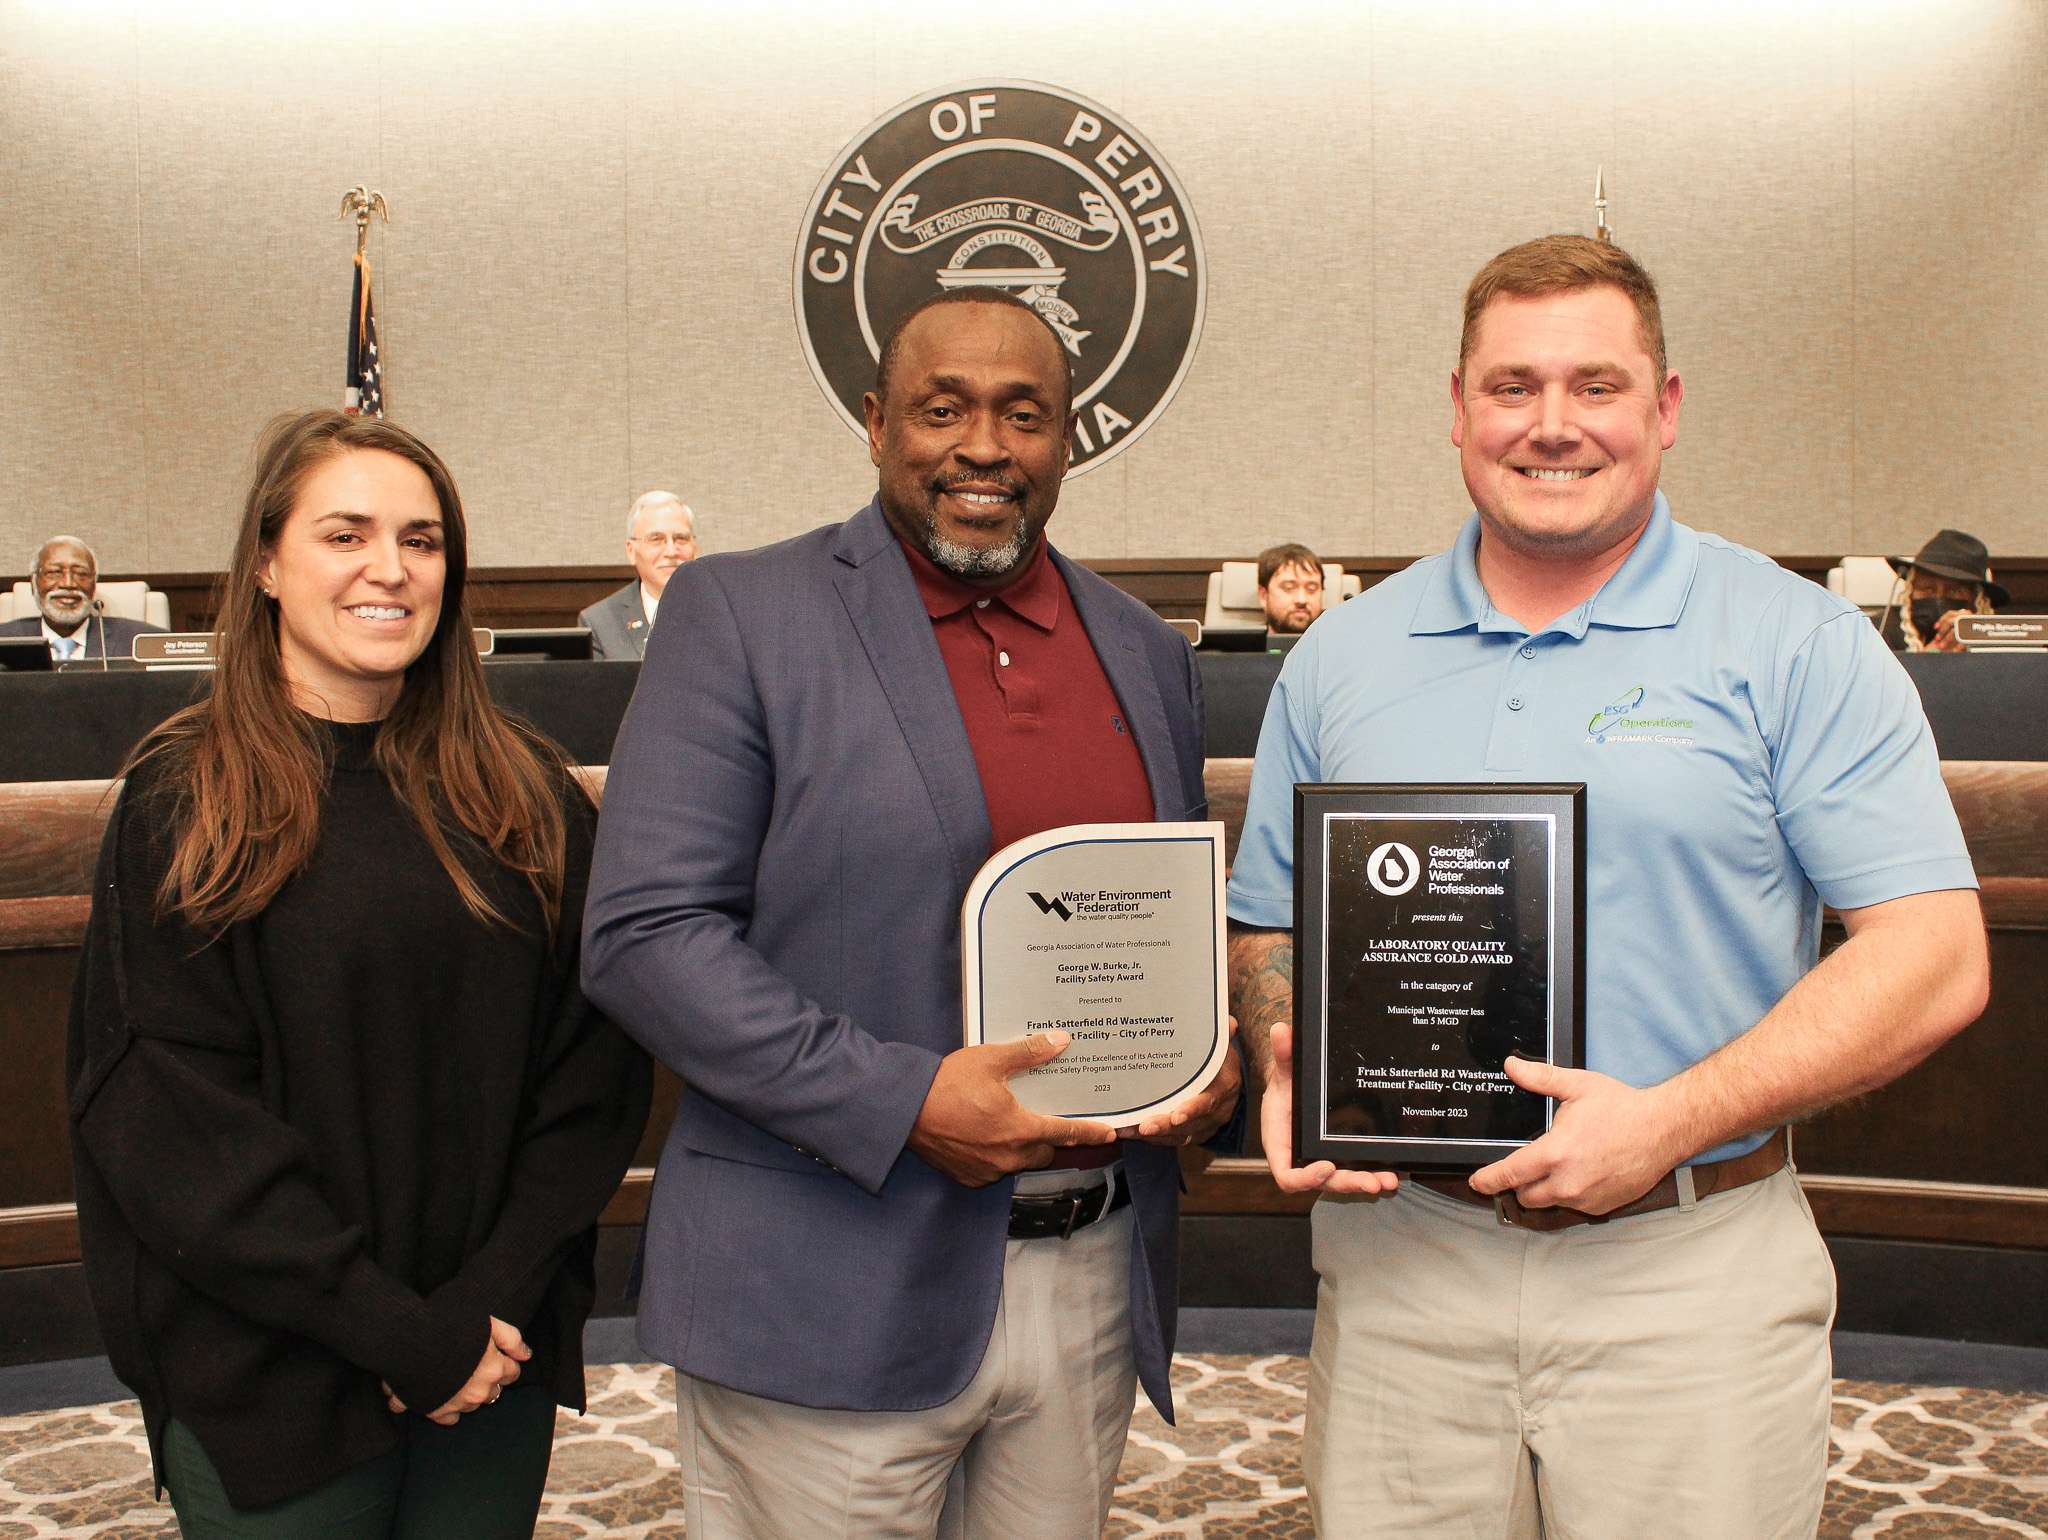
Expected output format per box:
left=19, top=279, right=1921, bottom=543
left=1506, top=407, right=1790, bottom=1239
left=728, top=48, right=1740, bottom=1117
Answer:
left=1293, top=784, right=1586, bottom=1170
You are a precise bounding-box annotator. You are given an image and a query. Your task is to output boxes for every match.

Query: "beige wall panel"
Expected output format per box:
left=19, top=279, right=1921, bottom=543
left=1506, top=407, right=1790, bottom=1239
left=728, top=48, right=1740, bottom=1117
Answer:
left=128, top=12, right=379, bottom=570
left=0, top=15, right=150, bottom=572
left=1, top=1, right=2043, bottom=575
left=1093, top=5, right=1374, bottom=564
left=619, top=8, right=890, bottom=558
left=1367, top=3, right=1620, bottom=558
left=1613, top=4, right=1857, bottom=556
left=374, top=13, right=633, bottom=567
left=1850, top=0, right=2047, bottom=563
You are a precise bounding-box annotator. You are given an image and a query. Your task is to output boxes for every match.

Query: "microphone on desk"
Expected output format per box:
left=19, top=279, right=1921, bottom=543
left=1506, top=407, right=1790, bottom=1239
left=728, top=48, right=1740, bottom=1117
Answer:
left=91, top=597, right=108, bottom=672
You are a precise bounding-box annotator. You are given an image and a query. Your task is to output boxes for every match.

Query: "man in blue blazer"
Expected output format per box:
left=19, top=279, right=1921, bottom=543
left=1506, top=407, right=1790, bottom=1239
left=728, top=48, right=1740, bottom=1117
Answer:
left=583, top=289, right=1238, bottom=1539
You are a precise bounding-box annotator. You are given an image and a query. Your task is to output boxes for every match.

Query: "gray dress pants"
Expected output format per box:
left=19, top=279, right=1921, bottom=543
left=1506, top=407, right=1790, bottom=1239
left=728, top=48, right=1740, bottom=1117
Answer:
left=675, top=1184, right=1138, bottom=1540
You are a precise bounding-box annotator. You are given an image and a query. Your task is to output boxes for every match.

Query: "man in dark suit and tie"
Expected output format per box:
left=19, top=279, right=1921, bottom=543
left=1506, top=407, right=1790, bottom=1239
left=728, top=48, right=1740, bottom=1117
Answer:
left=577, top=491, right=697, bottom=659
left=1, top=537, right=166, bottom=661
left=583, top=287, right=1239, bottom=1539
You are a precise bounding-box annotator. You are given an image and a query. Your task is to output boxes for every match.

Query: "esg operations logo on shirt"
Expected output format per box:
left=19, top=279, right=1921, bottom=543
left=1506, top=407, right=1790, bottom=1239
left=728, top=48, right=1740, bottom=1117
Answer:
left=1585, top=685, right=1696, bottom=747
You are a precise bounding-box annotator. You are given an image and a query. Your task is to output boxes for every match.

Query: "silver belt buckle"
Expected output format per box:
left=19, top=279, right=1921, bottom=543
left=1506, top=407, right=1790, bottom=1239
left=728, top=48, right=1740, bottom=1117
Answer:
left=1061, top=1192, right=1085, bottom=1240
left=1063, top=1173, right=1117, bottom=1238
left=1015, top=1171, right=1116, bottom=1240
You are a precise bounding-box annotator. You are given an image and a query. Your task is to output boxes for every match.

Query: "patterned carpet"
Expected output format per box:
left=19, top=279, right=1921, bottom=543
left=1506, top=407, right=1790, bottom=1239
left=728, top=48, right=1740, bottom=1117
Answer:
left=3, top=1356, right=2046, bottom=1537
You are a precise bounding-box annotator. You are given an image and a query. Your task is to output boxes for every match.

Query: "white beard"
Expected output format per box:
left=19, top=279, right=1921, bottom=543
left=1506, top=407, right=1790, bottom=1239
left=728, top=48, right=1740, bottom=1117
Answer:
left=38, top=593, right=90, bottom=629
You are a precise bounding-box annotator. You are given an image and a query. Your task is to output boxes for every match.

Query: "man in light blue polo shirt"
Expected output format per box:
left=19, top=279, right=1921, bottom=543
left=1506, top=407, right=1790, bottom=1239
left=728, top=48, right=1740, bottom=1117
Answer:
left=1226, top=235, right=1987, bottom=1539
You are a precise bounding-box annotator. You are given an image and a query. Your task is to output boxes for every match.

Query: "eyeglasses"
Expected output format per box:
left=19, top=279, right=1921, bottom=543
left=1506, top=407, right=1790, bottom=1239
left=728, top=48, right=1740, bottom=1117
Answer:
left=633, top=534, right=696, bottom=551
left=36, top=564, right=94, bottom=585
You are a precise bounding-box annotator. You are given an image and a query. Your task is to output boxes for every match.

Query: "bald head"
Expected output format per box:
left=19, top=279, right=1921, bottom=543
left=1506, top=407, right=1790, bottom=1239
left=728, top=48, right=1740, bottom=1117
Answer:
left=862, top=297, right=1074, bottom=588
left=874, top=289, right=1072, bottom=417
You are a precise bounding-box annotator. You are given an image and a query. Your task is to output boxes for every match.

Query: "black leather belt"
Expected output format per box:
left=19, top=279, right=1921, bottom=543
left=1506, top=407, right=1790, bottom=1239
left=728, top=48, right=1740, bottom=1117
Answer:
left=1008, top=1169, right=1130, bottom=1240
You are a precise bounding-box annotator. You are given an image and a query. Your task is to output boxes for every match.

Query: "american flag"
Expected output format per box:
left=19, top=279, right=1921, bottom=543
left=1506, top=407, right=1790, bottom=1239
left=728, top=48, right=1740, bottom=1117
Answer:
left=344, top=249, right=383, bottom=417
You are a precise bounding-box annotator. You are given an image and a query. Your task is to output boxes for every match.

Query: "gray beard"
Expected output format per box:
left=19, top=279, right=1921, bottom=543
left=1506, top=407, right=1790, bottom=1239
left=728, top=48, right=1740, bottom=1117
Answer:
left=925, top=514, right=1034, bottom=578
left=38, top=594, right=89, bottom=630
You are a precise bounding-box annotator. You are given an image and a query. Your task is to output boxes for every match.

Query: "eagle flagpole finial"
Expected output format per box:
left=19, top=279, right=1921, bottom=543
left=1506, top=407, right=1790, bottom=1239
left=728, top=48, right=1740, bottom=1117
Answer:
left=338, top=186, right=390, bottom=258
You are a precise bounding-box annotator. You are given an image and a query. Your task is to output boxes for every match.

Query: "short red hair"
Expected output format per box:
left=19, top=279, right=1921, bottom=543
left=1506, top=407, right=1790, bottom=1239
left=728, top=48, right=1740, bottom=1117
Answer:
left=1461, top=235, right=1667, bottom=381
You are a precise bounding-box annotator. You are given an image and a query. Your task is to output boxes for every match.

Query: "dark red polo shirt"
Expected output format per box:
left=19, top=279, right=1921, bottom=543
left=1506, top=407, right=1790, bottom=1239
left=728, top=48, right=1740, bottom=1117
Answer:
left=901, top=535, right=1155, bottom=856
left=904, top=535, right=1154, bottom=1171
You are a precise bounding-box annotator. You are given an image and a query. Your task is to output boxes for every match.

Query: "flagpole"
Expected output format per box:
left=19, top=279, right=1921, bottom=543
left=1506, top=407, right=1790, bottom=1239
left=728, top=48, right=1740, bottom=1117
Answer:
left=338, top=187, right=389, bottom=416
left=1593, top=167, right=1611, bottom=244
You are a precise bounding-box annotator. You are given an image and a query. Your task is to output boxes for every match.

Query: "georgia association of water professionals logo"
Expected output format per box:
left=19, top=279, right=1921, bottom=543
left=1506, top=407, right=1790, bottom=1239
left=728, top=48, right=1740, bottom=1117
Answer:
left=793, top=81, right=1206, bottom=476
left=1365, top=843, right=1422, bottom=897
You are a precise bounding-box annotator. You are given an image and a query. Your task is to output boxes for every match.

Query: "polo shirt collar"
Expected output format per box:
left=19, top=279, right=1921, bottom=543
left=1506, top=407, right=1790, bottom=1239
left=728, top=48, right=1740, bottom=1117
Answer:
left=1410, top=491, right=1695, bottom=640
left=899, top=531, right=1062, bottom=632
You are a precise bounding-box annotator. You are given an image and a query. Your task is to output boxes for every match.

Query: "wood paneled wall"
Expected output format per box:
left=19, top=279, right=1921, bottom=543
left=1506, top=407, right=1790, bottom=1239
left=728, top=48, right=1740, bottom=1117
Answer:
left=24, top=556, right=2048, bottom=636
left=6, top=760, right=2046, bottom=1271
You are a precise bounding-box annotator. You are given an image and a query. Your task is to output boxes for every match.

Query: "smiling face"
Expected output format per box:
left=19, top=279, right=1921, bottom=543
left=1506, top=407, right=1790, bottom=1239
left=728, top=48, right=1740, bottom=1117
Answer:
left=864, top=301, right=1073, bottom=587
left=32, top=539, right=96, bottom=635
left=628, top=504, right=696, bottom=595
left=1452, top=285, right=1682, bottom=564
left=255, top=448, right=446, bottom=722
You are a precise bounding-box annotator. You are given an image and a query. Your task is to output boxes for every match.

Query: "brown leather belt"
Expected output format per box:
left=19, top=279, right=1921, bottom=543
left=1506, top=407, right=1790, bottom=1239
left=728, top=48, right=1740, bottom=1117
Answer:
left=1414, top=1128, right=1788, bottom=1232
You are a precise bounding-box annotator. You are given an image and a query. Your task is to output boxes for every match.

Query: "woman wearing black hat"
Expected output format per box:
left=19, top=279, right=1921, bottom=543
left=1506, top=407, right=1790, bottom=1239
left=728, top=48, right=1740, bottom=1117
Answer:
left=1885, top=529, right=2008, bottom=652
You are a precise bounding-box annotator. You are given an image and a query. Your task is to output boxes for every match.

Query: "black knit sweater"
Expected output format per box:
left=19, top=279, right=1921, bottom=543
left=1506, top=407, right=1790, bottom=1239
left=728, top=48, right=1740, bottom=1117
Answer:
left=67, top=718, right=652, bottom=1510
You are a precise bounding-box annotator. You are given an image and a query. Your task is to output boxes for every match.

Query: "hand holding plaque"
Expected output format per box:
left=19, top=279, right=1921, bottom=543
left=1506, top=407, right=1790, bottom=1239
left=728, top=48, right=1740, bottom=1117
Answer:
left=962, top=822, right=1231, bottom=1125
left=1293, top=785, right=1586, bottom=1171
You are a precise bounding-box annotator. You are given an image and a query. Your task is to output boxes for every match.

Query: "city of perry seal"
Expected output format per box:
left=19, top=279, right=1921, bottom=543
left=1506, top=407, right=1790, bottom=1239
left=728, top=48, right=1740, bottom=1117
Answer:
left=794, top=80, right=1205, bottom=476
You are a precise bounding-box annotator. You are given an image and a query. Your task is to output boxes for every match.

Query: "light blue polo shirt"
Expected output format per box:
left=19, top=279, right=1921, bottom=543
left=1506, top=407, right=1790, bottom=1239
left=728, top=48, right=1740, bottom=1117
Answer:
left=1226, top=494, right=1978, bottom=1162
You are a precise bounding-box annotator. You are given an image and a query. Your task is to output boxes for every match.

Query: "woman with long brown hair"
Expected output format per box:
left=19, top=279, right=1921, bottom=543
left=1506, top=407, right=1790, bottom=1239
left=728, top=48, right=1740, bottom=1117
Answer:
left=68, top=410, right=651, bottom=1537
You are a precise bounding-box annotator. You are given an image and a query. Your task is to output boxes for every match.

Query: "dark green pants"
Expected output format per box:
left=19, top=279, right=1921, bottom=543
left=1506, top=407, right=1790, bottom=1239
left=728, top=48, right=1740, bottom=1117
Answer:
left=162, top=1385, right=557, bottom=1539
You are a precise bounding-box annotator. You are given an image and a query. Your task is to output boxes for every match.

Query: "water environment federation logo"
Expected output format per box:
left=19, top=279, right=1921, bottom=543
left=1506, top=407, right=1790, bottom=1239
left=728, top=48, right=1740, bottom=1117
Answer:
left=794, top=81, right=1206, bottom=476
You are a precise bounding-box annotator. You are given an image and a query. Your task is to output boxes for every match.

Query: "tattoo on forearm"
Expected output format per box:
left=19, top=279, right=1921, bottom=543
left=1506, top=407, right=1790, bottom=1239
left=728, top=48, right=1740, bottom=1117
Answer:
left=1228, top=927, right=1295, bottom=1081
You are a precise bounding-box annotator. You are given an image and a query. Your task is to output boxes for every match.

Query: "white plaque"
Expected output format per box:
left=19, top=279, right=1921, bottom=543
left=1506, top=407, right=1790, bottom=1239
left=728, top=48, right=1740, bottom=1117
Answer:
left=961, top=821, right=1229, bottom=1124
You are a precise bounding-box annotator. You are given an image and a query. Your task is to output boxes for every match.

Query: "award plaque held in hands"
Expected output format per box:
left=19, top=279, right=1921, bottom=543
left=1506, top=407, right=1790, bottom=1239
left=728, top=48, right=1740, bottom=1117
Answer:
left=1293, top=785, right=1586, bottom=1171
left=962, top=822, right=1230, bottom=1124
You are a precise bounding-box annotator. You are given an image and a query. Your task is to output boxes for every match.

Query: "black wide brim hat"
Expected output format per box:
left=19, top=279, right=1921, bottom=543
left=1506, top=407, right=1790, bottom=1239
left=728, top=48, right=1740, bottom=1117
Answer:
left=1889, top=529, right=2009, bottom=608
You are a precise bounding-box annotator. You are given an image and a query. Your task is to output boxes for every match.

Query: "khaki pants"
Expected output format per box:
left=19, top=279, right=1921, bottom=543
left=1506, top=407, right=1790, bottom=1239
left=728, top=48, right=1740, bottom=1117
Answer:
left=1304, top=1166, right=1835, bottom=1540
left=676, top=1202, right=1136, bottom=1540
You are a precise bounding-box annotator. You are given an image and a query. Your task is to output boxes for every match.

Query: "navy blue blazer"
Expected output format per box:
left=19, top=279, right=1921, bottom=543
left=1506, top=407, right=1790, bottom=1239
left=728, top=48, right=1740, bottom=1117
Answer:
left=582, top=499, right=1208, bottom=1420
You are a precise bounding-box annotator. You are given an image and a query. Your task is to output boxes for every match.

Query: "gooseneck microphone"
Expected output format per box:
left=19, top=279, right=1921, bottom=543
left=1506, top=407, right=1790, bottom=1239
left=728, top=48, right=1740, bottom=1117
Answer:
left=92, top=596, right=108, bottom=672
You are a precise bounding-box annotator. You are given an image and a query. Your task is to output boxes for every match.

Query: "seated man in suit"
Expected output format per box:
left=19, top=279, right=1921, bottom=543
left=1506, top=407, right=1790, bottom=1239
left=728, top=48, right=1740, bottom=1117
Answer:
left=1257, top=542, right=1326, bottom=634
left=579, top=491, right=698, bottom=659
left=2, top=537, right=166, bottom=661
